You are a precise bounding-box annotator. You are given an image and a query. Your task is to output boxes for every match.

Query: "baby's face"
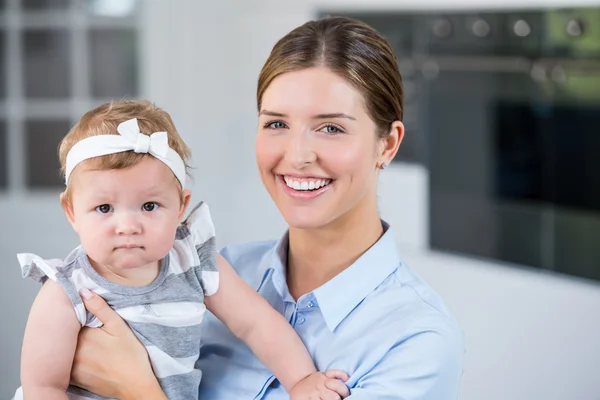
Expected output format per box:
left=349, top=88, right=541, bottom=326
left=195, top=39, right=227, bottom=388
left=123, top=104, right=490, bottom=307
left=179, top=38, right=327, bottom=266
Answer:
left=64, top=156, right=189, bottom=274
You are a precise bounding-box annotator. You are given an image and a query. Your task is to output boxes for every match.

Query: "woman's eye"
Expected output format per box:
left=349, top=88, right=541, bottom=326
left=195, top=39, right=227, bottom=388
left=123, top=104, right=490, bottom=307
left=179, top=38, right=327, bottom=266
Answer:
left=265, top=121, right=287, bottom=129
left=95, top=204, right=112, bottom=214
left=320, top=124, right=344, bottom=134
left=142, top=202, right=159, bottom=212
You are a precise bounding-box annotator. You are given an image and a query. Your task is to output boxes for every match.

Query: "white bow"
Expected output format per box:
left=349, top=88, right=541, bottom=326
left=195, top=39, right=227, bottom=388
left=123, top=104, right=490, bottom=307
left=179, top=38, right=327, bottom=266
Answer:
left=117, top=118, right=169, bottom=158
left=64, top=118, right=186, bottom=187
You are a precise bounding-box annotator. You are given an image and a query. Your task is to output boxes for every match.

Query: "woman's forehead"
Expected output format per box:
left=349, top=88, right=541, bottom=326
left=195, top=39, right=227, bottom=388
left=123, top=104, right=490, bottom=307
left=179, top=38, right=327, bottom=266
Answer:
left=261, top=67, right=367, bottom=117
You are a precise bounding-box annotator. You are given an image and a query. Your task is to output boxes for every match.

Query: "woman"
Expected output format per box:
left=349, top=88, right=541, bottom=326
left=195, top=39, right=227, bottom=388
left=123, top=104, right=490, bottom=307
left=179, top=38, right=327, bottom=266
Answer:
left=69, top=16, right=464, bottom=400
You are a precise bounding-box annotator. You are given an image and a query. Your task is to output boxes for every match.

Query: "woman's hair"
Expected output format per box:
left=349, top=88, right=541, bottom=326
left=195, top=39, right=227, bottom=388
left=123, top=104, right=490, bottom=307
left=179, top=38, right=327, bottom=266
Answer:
left=257, top=16, right=404, bottom=139
left=59, top=99, right=191, bottom=201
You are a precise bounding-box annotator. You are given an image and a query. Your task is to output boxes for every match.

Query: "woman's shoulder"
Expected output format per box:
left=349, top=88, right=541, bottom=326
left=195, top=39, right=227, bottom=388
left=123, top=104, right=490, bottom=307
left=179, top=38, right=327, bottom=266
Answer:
left=355, top=256, right=462, bottom=342
left=379, top=264, right=464, bottom=351
left=218, top=239, right=278, bottom=273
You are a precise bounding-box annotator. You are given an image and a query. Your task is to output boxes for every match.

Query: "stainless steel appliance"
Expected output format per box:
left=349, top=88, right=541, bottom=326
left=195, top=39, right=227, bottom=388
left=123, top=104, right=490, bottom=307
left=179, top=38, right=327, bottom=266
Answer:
left=337, top=8, right=600, bottom=281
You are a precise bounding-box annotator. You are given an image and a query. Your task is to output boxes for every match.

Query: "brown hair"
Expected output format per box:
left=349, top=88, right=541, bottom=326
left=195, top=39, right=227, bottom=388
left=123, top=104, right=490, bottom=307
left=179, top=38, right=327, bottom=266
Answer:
left=257, top=16, right=403, bottom=138
left=59, top=99, right=191, bottom=201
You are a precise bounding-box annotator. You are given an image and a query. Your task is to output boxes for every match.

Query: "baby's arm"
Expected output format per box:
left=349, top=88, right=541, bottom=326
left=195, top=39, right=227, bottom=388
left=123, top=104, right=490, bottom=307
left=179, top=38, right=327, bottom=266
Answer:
left=20, top=279, right=82, bottom=399
left=204, top=254, right=317, bottom=393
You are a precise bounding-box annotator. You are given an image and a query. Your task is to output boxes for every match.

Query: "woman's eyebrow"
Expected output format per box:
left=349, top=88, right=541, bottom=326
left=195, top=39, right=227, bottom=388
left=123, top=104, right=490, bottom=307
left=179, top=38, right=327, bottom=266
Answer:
left=259, top=110, right=356, bottom=121
left=259, top=110, right=287, bottom=117
left=313, top=113, right=356, bottom=120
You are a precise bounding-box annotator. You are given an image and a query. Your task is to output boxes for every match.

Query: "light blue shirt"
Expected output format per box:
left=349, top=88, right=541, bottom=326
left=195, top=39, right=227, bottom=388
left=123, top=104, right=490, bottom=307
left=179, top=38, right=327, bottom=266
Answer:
left=198, top=222, right=464, bottom=399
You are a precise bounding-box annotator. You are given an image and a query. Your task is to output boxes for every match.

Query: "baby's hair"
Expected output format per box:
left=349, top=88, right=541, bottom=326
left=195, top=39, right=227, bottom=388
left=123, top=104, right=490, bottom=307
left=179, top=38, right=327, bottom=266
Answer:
left=59, top=99, right=191, bottom=203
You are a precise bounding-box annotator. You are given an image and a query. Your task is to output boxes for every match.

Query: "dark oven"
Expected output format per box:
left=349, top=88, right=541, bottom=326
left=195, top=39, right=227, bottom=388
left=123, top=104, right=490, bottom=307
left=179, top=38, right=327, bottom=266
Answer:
left=333, top=8, right=600, bottom=282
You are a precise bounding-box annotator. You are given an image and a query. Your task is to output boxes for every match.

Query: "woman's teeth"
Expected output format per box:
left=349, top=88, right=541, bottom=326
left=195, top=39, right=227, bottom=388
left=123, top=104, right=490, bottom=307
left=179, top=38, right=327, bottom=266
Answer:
left=283, top=176, right=332, bottom=191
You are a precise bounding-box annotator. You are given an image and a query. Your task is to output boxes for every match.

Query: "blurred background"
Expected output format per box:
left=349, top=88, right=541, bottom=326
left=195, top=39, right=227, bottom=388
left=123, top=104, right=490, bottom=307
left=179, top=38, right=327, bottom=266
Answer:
left=1, top=0, right=599, bottom=399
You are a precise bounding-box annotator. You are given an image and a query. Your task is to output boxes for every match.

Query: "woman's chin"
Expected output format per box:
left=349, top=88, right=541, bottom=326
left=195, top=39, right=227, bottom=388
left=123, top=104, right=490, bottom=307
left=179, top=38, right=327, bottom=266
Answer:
left=282, top=209, right=333, bottom=231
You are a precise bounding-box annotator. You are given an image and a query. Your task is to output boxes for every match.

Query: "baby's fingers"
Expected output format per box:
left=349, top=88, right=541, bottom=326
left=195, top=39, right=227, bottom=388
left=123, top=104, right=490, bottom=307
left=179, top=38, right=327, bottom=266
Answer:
left=318, top=389, right=341, bottom=400
left=324, top=369, right=349, bottom=382
left=325, top=378, right=350, bottom=398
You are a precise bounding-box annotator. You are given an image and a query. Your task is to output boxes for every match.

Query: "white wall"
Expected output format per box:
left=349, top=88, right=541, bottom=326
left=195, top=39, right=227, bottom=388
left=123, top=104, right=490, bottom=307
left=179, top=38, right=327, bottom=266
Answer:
left=404, top=241, right=600, bottom=400
left=0, top=196, right=79, bottom=398
left=1, top=1, right=599, bottom=399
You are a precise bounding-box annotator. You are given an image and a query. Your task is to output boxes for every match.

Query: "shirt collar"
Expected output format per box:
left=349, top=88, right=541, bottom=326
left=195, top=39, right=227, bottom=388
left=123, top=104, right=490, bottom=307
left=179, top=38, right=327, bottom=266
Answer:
left=267, top=231, right=294, bottom=303
left=265, top=221, right=402, bottom=332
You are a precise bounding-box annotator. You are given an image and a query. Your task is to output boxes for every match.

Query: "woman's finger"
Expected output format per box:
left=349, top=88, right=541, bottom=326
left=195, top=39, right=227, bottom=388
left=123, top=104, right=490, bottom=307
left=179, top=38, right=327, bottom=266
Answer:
left=70, top=364, right=91, bottom=389
left=79, top=288, right=129, bottom=335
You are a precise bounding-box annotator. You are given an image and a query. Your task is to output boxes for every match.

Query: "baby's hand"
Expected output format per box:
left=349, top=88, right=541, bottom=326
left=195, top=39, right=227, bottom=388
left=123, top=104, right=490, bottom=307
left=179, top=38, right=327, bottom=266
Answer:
left=289, top=369, right=350, bottom=400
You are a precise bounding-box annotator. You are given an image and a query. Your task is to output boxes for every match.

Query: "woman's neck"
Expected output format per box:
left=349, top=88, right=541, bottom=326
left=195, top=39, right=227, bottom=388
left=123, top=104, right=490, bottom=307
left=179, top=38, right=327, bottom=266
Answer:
left=286, top=202, right=384, bottom=300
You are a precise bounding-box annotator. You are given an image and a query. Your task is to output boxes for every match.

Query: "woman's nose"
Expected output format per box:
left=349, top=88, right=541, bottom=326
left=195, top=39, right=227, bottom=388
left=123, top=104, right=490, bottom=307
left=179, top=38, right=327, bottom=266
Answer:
left=284, top=128, right=317, bottom=169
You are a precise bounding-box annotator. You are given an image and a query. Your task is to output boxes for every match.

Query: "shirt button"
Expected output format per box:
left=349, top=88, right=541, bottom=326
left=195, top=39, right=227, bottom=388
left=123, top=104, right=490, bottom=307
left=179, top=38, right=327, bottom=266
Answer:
left=307, top=302, right=314, bottom=308
left=297, top=316, right=306, bottom=324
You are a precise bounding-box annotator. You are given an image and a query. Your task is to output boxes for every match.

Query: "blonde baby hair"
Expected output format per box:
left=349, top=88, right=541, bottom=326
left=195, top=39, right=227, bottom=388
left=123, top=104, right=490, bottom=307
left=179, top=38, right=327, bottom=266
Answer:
left=58, top=99, right=192, bottom=203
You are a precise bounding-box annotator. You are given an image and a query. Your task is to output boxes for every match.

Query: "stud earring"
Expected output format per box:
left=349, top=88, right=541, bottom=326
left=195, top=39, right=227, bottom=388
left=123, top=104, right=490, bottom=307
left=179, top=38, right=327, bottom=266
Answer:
left=379, top=161, right=389, bottom=170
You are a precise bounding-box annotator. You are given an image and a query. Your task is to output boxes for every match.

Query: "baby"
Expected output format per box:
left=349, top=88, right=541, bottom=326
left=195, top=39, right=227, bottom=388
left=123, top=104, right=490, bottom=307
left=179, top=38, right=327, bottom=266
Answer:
left=13, top=100, right=348, bottom=400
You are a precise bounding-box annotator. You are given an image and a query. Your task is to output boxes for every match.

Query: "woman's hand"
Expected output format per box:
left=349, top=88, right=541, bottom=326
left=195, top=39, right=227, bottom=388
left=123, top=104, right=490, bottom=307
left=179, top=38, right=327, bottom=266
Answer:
left=289, top=370, right=350, bottom=400
left=70, top=289, right=164, bottom=400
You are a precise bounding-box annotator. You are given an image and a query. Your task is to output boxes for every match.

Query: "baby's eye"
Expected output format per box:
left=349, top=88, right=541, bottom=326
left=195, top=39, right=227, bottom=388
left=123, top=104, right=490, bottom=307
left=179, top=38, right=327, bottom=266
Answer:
left=96, top=204, right=113, bottom=214
left=142, top=202, right=159, bottom=212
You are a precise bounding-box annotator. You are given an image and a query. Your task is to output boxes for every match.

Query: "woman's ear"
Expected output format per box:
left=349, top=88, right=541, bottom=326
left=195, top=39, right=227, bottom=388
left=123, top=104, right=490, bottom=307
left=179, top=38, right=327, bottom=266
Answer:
left=378, top=121, right=404, bottom=166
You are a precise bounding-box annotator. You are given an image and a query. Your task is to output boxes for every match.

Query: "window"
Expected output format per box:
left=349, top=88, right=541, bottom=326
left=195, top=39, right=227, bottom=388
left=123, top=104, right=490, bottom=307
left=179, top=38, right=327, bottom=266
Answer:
left=0, top=0, right=140, bottom=191
left=0, top=121, right=7, bottom=190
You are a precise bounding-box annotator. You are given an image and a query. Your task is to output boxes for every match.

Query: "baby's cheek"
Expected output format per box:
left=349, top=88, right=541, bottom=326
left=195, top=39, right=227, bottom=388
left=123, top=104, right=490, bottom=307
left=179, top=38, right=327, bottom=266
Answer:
left=151, top=228, right=177, bottom=251
left=81, top=224, right=109, bottom=243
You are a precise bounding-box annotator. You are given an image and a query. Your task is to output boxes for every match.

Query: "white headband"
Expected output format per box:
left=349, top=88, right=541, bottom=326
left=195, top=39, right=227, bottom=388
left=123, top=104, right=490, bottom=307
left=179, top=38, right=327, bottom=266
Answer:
left=64, top=118, right=186, bottom=187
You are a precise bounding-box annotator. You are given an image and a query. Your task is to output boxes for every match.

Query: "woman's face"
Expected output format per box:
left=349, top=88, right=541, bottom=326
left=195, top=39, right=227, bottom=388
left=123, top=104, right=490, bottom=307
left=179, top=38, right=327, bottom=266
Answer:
left=256, top=66, right=399, bottom=230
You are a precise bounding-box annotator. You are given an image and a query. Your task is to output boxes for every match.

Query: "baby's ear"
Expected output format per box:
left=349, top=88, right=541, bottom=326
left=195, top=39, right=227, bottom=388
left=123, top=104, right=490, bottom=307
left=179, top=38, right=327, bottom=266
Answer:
left=179, top=189, right=192, bottom=220
left=60, top=192, right=77, bottom=228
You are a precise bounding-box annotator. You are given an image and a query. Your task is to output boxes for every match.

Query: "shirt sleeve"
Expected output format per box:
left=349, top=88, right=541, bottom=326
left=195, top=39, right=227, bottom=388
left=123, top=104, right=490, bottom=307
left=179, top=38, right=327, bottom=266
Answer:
left=347, top=321, right=465, bottom=400
left=182, top=201, right=219, bottom=296
left=17, top=253, right=101, bottom=327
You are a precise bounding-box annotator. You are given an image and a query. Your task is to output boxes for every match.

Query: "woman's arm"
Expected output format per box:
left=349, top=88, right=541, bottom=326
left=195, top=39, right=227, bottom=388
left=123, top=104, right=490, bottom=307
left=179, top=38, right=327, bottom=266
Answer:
left=346, top=323, right=464, bottom=399
left=20, top=280, right=81, bottom=399
left=70, top=289, right=167, bottom=400
left=205, top=255, right=349, bottom=398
